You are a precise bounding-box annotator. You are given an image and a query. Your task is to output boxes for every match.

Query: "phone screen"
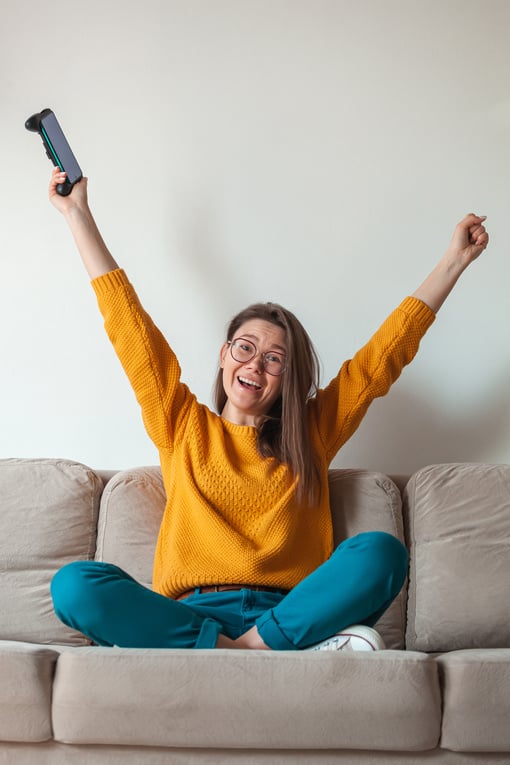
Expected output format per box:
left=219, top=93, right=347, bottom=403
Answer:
left=40, top=111, right=82, bottom=184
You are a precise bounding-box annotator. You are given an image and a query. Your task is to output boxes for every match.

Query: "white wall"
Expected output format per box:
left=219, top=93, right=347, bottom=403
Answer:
left=1, top=0, right=509, bottom=474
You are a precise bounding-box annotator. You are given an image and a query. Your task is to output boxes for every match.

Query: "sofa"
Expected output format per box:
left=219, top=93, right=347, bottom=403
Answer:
left=1, top=456, right=510, bottom=765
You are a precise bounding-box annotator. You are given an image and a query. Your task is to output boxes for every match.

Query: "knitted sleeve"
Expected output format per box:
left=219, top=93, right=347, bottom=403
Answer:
left=310, top=297, right=436, bottom=462
left=91, top=269, right=194, bottom=450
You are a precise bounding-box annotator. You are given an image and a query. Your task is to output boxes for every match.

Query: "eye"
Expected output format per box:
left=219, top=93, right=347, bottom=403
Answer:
left=265, top=353, right=283, bottom=365
left=231, top=339, right=256, bottom=359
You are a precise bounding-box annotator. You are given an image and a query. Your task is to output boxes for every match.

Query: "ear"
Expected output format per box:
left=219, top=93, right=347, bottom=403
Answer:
left=220, top=343, right=229, bottom=368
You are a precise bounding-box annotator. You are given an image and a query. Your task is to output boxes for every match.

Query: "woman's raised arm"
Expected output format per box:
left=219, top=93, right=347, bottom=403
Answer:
left=412, top=213, right=489, bottom=313
left=49, top=168, right=119, bottom=279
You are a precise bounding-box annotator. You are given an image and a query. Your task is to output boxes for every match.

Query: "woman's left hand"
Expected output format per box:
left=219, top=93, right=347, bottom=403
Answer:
left=412, top=212, right=490, bottom=313
left=445, top=213, right=489, bottom=267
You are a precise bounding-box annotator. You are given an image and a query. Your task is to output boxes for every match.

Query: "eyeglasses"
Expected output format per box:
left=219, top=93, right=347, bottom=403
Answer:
left=227, top=337, right=287, bottom=376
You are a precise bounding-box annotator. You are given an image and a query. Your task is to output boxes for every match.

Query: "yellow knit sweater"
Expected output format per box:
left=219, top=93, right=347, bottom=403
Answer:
left=92, top=270, right=435, bottom=598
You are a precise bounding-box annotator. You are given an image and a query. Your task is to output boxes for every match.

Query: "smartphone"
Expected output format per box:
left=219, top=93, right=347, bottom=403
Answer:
left=25, top=108, right=83, bottom=194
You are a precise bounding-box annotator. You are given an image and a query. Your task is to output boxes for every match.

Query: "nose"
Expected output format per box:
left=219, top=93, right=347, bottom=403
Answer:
left=246, top=352, right=265, bottom=372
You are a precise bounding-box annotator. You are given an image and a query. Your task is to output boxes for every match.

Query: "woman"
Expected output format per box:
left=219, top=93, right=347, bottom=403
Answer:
left=49, top=168, right=489, bottom=651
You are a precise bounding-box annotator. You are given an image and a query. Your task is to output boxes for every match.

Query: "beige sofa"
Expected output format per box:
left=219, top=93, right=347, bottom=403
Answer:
left=1, top=457, right=510, bottom=765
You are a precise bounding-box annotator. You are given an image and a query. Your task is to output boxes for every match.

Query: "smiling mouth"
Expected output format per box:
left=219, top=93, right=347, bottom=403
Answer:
left=237, top=376, right=262, bottom=391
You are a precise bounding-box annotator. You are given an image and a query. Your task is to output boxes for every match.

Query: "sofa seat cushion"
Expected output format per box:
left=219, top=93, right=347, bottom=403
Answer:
left=0, top=458, right=103, bottom=645
left=438, top=649, right=510, bottom=752
left=404, top=463, right=510, bottom=652
left=0, top=641, right=58, bottom=742
left=52, top=648, right=440, bottom=751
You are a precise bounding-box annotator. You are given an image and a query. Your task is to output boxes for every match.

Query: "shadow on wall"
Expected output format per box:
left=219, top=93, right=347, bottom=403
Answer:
left=163, top=196, right=257, bottom=316
left=335, top=374, right=510, bottom=475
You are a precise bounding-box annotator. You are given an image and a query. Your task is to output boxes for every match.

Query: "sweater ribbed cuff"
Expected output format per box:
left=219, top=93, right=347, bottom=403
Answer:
left=399, top=296, right=436, bottom=328
left=91, top=268, right=130, bottom=298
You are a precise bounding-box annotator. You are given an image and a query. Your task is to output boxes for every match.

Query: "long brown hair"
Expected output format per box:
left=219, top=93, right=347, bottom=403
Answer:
left=213, top=302, right=320, bottom=503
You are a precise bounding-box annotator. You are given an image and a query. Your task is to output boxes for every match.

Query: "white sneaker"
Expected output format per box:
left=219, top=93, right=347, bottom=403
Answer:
left=307, top=625, right=385, bottom=651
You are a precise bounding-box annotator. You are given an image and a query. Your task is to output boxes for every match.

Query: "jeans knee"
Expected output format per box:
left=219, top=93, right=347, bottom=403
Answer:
left=51, top=560, right=111, bottom=625
left=51, top=561, right=88, bottom=615
left=361, top=531, right=408, bottom=585
left=366, top=530, right=407, bottom=558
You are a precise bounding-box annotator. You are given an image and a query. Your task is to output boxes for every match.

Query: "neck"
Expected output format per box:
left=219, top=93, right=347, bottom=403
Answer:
left=221, top=402, right=260, bottom=428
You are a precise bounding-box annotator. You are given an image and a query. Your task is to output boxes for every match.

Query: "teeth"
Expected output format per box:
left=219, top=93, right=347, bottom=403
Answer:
left=238, top=376, right=261, bottom=389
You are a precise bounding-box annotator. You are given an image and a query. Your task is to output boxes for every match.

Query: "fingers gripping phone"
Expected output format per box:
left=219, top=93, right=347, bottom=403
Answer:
left=25, top=108, right=83, bottom=196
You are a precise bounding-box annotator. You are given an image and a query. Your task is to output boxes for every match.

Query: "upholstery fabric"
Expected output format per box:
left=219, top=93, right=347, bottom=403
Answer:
left=404, top=463, right=510, bottom=652
left=95, top=466, right=165, bottom=588
left=0, top=641, right=57, bottom=742
left=5, top=744, right=510, bottom=765
left=0, top=458, right=103, bottom=645
left=438, top=649, right=510, bottom=752
left=52, top=647, right=440, bottom=751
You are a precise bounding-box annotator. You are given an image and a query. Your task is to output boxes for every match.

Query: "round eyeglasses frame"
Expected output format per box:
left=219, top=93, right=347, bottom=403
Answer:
left=227, top=338, right=287, bottom=376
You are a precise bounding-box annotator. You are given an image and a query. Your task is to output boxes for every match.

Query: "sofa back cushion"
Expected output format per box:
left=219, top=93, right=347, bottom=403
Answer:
left=405, top=463, right=510, bottom=651
left=95, top=466, right=165, bottom=588
left=328, top=469, right=406, bottom=649
left=97, top=466, right=406, bottom=649
left=0, top=458, right=103, bottom=645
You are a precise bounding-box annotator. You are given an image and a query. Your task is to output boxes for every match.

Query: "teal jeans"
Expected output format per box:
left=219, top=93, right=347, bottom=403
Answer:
left=51, top=531, right=407, bottom=650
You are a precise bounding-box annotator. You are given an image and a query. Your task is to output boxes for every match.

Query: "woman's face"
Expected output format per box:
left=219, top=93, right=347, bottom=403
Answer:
left=219, top=319, right=287, bottom=426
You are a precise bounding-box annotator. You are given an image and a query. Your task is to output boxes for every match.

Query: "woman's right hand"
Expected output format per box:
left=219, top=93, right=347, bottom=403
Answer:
left=48, top=167, right=89, bottom=216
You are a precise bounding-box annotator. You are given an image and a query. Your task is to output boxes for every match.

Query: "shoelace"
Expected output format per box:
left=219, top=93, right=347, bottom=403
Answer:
left=311, top=634, right=351, bottom=651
